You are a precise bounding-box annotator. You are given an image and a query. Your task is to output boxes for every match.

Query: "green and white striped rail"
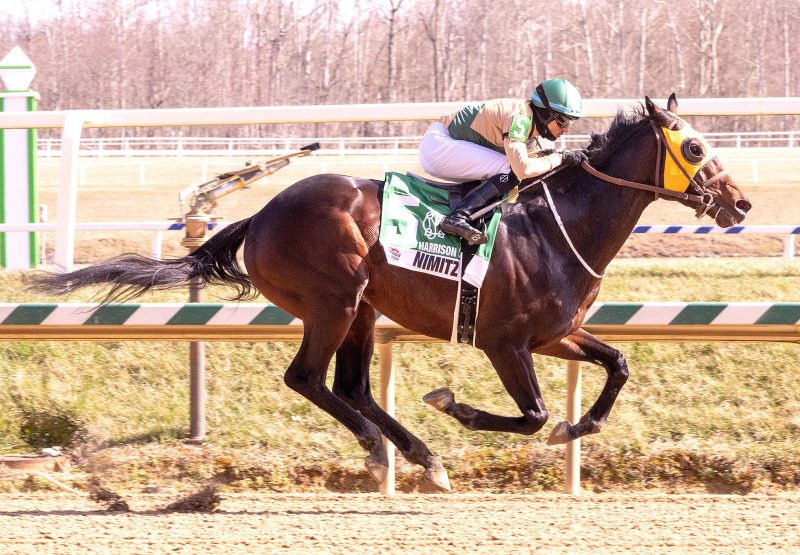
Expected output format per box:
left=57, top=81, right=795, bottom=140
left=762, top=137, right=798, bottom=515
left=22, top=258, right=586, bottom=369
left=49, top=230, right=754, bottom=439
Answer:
left=0, top=302, right=798, bottom=342
left=1, top=300, right=797, bottom=497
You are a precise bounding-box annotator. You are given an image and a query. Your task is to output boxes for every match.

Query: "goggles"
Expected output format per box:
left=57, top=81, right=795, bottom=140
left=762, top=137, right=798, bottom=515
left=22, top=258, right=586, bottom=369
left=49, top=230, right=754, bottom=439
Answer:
left=552, top=112, right=577, bottom=128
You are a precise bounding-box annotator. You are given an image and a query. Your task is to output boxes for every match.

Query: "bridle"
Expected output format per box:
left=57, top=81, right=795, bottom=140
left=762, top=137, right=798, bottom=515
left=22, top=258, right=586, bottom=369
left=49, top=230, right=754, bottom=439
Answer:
left=579, top=119, right=730, bottom=219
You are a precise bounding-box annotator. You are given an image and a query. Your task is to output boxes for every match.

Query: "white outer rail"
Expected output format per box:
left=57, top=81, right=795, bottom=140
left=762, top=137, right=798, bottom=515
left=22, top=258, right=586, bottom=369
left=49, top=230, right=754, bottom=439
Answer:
left=33, top=130, right=800, bottom=155
left=1, top=97, right=800, bottom=130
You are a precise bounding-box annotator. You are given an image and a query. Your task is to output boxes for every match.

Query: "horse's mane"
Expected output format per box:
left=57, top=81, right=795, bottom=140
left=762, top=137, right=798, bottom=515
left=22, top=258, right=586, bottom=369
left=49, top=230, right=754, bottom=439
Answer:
left=519, top=102, right=672, bottom=199
left=585, top=104, right=651, bottom=166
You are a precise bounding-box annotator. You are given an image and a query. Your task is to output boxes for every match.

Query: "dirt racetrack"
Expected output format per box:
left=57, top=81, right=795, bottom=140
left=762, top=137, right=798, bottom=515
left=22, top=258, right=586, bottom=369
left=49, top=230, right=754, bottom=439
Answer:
left=1, top=492, right=798, bottom=554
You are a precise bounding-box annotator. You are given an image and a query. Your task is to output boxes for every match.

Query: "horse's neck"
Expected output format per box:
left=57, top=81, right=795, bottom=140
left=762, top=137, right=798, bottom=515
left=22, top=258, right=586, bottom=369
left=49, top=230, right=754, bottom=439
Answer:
left=550, top=159, right=655, bottom=273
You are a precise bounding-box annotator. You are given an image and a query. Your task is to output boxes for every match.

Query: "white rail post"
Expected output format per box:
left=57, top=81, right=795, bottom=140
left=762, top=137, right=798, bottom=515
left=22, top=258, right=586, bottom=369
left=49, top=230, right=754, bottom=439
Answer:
left=377, top=331, right=396, bottom=496
left=565, top=360, right=582, bottom=496
left=784, top=235, right=796, bottom=260
left=54, top=112, right=85, bottom=271
left=38, top=204, right=47, bottom=265
left=151, top=230, right=163, bottom=259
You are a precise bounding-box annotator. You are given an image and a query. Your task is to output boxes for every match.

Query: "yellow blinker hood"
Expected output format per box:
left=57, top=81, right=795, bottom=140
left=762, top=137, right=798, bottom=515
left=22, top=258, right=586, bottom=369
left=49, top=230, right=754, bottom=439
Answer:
left=661, top=121, right=714, bottom=192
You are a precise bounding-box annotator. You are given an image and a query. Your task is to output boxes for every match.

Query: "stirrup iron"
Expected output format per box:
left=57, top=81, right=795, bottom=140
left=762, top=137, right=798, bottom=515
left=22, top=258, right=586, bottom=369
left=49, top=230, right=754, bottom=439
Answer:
left=439, top=213, right=487, bottom=245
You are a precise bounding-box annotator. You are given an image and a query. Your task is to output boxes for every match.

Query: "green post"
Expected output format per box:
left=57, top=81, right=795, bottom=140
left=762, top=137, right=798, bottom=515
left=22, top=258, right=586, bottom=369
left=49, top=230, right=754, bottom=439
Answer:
left=0, top=46, right=39, bottom=269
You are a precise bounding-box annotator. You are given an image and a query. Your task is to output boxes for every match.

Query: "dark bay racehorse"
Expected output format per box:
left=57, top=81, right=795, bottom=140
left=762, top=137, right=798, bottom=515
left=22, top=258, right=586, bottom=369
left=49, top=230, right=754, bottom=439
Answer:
left=31, top=95, right=751, bottom=491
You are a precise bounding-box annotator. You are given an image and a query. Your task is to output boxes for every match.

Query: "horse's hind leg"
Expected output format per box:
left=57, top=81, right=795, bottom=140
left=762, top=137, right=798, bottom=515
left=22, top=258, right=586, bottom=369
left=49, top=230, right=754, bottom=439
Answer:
left=536, top=328, right=629, bottom=445
left=283, top=308, right=389, bottom=484
left=424, top=346, right=550, bottom=434
left=332, top=301, right=450, bottom=491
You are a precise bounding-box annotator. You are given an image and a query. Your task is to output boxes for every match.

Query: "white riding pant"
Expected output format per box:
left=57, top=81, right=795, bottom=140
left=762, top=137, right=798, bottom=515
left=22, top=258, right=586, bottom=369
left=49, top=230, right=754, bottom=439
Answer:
left=418, top=122, right=510, bottom=181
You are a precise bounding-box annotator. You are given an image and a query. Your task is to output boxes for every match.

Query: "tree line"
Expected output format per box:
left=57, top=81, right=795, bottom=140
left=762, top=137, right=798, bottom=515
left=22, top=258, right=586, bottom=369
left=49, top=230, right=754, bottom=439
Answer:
left=2, top=0, right=798, bottom=139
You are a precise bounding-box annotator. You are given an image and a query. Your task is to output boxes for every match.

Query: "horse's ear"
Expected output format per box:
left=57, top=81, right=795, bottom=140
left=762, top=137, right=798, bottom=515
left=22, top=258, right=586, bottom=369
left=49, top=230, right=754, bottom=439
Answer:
left=667, top=93, right=678, bottom=113
left=645, top=96, right=659, bottom=116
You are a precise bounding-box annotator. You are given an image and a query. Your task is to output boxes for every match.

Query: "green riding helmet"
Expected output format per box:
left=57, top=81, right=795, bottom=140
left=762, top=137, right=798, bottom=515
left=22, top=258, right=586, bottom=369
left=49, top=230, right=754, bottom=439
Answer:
left=530, top=78, right=583, bottom=118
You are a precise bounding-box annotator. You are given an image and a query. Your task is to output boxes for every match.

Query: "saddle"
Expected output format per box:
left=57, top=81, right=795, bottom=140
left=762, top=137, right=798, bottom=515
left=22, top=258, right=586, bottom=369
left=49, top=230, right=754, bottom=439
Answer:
left=404, top=173, right=487, bottom=345
left=405, top=172, right=481, bottom=211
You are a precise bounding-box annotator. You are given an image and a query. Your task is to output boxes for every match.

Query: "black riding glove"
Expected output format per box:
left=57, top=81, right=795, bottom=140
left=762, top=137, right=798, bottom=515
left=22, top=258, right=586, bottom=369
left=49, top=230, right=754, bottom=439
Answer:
left=560, top=149, right=588, bottom=167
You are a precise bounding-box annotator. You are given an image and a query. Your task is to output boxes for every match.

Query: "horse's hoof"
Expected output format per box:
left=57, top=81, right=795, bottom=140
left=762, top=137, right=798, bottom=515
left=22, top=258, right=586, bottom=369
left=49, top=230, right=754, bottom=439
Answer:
left=423, top=388, right=454, bottom=412
left=546, top=421, right=572, bottom=445
left=423, top=462, right=451, bottom=492
left=364, top=455, right=389, bottom=484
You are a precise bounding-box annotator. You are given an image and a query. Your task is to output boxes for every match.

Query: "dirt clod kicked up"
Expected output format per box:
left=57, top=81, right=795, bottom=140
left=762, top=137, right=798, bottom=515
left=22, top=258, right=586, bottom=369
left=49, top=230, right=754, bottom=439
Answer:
left=87, top=477, right=131, bottom=512
left=162, top=485, right=222, bottom=513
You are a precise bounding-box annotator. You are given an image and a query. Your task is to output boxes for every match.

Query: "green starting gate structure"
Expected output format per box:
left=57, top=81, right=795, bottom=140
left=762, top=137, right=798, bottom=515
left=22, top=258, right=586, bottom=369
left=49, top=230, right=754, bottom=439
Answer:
left=0, top=47, right=38, bottom=269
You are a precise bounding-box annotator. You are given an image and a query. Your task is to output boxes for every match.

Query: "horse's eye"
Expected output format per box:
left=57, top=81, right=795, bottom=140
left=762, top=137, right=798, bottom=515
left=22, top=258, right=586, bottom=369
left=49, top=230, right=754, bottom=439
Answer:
left=681, top=138, right=706, bottom=164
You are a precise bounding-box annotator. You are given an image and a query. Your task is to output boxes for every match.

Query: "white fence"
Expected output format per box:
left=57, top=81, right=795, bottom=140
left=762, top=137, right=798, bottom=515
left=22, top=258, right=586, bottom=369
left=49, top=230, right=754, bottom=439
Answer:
left=36, top=130, right=800, bottom=157
left=2, top=99, right=799, bottom=496
left=56, top=149, right=797, bottom=188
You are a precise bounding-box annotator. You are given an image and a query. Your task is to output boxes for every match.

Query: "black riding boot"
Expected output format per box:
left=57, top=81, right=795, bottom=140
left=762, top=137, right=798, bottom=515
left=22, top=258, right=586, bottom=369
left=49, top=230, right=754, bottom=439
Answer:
left=439, top=172, right=519, bottom=245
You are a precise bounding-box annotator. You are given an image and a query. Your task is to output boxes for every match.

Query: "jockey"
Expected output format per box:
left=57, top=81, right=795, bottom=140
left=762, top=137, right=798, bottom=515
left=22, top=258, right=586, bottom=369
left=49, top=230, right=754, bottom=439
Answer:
left=419, top=78, right=588, bottom=245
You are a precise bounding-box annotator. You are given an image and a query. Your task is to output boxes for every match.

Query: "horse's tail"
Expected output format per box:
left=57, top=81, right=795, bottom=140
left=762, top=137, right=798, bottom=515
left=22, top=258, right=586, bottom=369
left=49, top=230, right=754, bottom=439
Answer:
left=28, top=217, right=254, bottom=303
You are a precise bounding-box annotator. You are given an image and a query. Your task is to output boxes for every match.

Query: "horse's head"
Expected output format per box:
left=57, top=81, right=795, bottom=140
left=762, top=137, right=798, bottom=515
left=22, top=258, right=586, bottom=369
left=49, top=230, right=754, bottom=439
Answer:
left=645, top=94, right=752, bottom=228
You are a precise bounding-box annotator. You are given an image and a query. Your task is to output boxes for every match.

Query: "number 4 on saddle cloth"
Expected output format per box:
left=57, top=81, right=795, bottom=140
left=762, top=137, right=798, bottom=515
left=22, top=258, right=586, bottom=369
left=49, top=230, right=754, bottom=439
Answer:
left=379, top=172, right=504, bottom=344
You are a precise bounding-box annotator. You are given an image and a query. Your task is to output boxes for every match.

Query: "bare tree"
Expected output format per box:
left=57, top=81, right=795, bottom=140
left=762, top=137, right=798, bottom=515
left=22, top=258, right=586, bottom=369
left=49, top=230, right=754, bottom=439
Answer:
left=574, top=0, right=597, bottom=96
left=1, top=0, right=797, bottom=137
left=420, top=0, right=444, bottom=101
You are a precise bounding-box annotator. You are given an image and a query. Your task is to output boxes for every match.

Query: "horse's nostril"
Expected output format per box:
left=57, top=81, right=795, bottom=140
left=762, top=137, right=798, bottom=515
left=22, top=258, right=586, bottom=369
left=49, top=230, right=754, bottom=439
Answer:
left=735, top=199, right=752, bottom=213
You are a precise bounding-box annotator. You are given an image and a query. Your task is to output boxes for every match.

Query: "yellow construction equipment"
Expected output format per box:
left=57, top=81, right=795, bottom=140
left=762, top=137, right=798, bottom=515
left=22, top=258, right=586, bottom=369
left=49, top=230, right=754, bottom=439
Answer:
left=178, top=142, right=320, bottom=218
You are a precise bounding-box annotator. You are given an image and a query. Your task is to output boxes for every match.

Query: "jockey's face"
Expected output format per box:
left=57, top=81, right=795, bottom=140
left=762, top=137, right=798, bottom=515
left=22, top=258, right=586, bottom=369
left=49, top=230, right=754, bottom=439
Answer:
left=547, top=118, right=569, bottom=139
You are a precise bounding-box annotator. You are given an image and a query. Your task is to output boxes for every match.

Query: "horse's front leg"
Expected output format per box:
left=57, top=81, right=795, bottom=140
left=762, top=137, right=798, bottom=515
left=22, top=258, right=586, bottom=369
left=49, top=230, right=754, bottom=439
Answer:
left=424, top=345, right=549, bottom=435
left=536, top=328, right=629, bottom=444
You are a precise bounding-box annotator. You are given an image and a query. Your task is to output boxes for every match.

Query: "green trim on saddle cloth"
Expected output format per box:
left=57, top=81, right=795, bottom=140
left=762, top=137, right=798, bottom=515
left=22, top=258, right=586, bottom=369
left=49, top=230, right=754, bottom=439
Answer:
left=379, top=172, right=502, bottom=288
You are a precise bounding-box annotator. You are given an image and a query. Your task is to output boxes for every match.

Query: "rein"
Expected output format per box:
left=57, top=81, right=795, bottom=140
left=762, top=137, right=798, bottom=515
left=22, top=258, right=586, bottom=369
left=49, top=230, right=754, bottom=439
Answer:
left=579, top=161, right=704, bottom=203
left=541, top=181, right=606, bottom=278
left=579, top=120, right=730, bottom=217
left=541, top=118, right=732, bottom=278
